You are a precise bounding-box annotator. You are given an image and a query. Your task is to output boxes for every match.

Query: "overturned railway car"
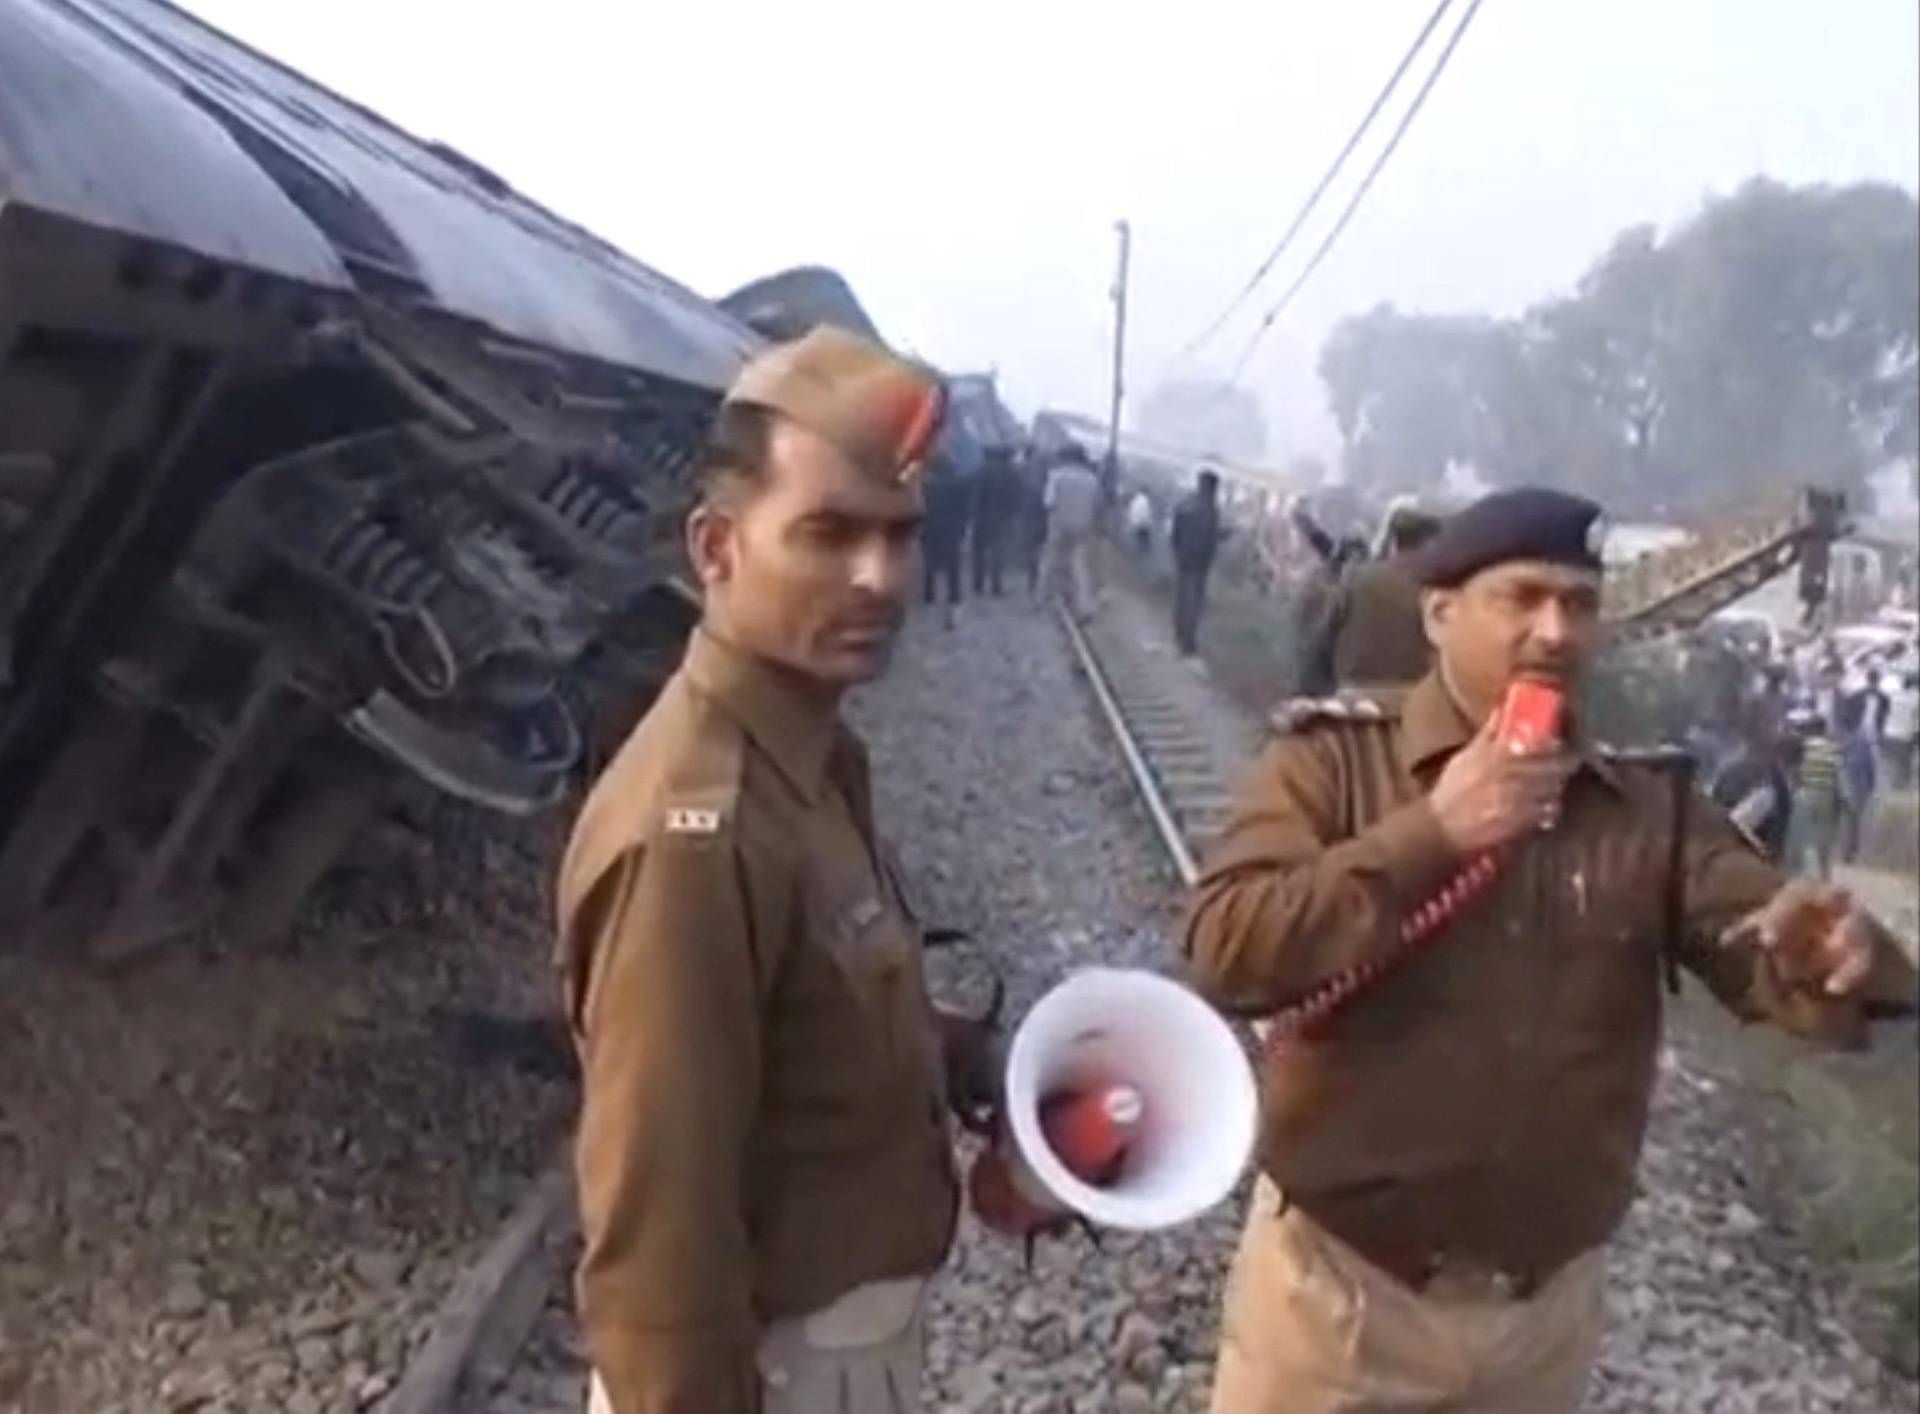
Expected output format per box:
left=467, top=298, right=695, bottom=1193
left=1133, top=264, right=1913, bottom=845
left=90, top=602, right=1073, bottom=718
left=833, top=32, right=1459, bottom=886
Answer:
left=0, top=0, right=761, bottom=959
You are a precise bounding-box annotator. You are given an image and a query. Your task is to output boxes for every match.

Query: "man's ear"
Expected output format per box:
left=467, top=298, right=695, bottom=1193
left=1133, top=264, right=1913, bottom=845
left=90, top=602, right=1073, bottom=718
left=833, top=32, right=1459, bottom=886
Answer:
left=1421, top=587, right=1454, bottom=649
left=685, top=502, right=735, bottom=589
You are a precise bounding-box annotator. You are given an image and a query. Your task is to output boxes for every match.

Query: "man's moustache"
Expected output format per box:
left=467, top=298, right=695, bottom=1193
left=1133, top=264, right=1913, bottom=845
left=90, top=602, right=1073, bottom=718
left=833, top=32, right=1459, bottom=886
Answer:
left=1518, top=655, right=1579, bottom=676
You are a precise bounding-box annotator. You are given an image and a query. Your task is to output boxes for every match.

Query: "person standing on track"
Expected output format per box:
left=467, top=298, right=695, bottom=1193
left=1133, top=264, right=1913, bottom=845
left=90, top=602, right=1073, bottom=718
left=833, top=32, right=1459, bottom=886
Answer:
left=919, top=461, right=969, bottom=626
left=1126, top=487, right=1155, bottom=558
left=968, top=446, right=1019, bottom=598
left=1184, top=487, right=1916, bottom=1414
left=1169, top=468, right=1225, bottom=658
left=1041, top=443, right=1101, bottom=620
left=1015, top=451, right=1050, bottom=600
left=557, top=328, right=992, bottom=1414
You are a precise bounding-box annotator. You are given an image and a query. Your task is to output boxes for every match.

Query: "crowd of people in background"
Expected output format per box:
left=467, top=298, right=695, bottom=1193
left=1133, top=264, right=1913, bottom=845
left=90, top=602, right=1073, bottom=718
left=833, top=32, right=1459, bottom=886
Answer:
left=914, top=441, right=1229, bottom=649
left=916, top=439, right=1919, bottom=889
left=1699, top=643, right=1918, bottom=879
left=1245, top=486, right=1917, bottom=886
left=913, top=445, right=1046, bottom=625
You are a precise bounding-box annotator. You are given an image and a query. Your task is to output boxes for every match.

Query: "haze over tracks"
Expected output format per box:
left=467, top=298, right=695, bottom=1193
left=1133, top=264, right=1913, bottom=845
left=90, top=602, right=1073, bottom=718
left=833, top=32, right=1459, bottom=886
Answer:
left=20, top=590, right=1901, bottom=1413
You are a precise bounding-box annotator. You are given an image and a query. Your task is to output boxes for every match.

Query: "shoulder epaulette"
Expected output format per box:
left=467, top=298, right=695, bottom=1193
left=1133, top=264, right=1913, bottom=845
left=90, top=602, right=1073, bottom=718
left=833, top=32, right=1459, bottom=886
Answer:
left=1267, top=692, right=1403, bottom=736
left=661, top=804, right=727, bottom=836
left=649, top=705, right=746, bottom=844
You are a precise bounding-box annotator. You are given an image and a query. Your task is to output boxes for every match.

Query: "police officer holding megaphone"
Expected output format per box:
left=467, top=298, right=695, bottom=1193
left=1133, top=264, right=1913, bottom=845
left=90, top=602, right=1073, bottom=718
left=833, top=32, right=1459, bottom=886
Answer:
left=1183, top=487, right=1917, bottom=1414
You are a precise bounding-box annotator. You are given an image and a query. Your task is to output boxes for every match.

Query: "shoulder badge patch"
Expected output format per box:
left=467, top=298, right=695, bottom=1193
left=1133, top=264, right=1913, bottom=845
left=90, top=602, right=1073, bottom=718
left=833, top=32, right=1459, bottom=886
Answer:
left=1268, top=694, right=1391, bottom=735
left=664, top=805, right=723, bottom=835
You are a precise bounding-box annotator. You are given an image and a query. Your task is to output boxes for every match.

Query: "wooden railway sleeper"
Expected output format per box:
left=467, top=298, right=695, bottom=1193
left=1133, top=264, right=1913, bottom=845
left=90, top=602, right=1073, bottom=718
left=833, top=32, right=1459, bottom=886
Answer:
left=91, top=646, right=299, bottom=964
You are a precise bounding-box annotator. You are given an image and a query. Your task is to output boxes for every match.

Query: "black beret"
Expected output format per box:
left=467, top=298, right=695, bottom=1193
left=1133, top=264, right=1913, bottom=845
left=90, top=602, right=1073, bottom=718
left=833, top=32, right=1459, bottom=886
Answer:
left=1416, top=487, right=1605, bottom=587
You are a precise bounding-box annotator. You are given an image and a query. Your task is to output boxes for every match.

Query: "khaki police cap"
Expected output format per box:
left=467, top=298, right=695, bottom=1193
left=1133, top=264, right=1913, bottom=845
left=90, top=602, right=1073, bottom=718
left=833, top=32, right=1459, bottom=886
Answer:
left=724, top=326, right=947, bottom=485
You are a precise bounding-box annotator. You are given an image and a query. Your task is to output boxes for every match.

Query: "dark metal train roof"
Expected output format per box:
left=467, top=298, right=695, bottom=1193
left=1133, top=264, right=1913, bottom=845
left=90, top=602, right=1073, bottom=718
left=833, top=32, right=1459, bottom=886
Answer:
left=1, top=0, right=760, bottom=389
left=718, top=266, right=886, bottom=345
left=0, top=0, right=351, bottom=289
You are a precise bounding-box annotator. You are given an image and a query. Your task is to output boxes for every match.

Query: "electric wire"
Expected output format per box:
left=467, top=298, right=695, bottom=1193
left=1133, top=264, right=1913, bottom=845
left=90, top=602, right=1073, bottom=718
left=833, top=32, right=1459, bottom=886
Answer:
left=1228, top=0, right=1488, bottom=386
left=1181, top=0, right=1458, bottom=358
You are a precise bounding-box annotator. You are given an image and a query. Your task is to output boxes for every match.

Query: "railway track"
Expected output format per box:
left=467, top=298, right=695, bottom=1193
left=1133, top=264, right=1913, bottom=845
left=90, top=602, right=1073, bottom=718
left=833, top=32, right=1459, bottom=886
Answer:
left=373, top=589, right=1917, bottom=1414
left=1055, top=603, right=1236, bottom=889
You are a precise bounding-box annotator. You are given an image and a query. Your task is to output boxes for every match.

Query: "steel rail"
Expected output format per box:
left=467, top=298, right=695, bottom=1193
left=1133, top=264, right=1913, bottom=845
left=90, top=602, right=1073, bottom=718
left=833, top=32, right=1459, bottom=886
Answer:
left=1055, top=605, right=1199, bottom=888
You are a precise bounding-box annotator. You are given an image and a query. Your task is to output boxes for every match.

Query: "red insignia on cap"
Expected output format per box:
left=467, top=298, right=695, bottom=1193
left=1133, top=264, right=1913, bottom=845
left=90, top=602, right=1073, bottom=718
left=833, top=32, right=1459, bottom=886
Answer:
left=892, top=380, right=946, bottom=471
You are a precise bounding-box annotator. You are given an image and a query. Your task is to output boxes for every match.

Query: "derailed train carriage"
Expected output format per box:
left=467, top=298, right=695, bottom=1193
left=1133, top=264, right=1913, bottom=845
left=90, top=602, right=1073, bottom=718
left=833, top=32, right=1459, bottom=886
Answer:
left=0, top=0, right=770, bottom=959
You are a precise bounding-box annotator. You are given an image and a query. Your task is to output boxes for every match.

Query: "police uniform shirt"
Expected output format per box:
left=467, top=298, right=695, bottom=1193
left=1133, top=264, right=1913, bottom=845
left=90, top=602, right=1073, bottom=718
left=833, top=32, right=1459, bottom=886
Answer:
left=557, top=628, right=958, bottom=1413
left=1328, top=554, right=1430, bottom=689
left=1183, top=674, right=1912, bottom=1293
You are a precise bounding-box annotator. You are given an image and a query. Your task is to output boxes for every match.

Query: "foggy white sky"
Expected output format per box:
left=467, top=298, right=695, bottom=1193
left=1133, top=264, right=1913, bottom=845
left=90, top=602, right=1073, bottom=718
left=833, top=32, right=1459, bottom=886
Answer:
left=182, top=0, right=1920, bottom=464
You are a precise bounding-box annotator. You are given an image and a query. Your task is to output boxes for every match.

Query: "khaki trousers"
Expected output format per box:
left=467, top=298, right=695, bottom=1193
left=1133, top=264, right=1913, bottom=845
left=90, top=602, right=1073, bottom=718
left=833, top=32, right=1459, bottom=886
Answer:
left=1042, top=528, right=1094, bottom=619
left=1211, top=1180, right=1604, bottom=1414
left=588, top=1277, right=926, bottom=1414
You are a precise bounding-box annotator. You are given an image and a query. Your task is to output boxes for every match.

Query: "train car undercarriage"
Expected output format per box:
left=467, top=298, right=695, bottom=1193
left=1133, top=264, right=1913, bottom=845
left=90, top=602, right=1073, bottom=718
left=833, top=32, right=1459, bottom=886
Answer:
left=0, top=0, right=743, bottom=960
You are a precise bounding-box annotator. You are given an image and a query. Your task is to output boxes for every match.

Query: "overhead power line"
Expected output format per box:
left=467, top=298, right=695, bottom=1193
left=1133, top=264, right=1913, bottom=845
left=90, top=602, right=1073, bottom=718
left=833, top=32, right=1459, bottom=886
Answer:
left=1181, top=0, right=1458, bottom=359
left=1229, top=0, right=1488, bottom=386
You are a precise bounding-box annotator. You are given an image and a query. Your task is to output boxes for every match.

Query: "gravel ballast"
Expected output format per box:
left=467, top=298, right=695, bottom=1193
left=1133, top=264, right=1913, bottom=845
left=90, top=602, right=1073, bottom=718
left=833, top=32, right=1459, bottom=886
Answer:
left=503, top=592, right=1916, bottom=1412
left=6, top=590, right=1912, bottom=1413
left=0, top=802, right=576, bottom=1414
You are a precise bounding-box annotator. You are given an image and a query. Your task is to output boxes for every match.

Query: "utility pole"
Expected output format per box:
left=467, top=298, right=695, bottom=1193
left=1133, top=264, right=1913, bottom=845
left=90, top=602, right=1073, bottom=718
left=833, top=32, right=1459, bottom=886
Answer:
left=1104, top=219, right=1131, bottom=504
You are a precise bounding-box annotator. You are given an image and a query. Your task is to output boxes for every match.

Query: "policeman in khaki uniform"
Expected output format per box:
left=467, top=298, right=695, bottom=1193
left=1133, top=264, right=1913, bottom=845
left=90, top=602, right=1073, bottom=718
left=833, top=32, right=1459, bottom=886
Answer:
left=1185, top=488, right=1916, bottom=1413
left=559, top=328, right=983, bottom=1414
left=1297, top=502, right=1440, bottom=697
left=1334, top=503, right=1442, bottom=689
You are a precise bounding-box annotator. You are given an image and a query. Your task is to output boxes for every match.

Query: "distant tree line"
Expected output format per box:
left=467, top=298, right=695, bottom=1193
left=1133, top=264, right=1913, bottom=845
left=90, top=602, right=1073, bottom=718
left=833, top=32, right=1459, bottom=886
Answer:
left=1133, top=378, right=1270, bottom=463
left=1317, top=178, right=1919, bottom=516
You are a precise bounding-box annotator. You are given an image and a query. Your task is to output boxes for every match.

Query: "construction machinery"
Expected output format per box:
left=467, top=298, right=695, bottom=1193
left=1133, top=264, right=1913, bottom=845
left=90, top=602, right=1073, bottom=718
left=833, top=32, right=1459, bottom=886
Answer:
left=0, top=0, right=757, bottom=958
left=1602, top=488, right=1849, bottom=642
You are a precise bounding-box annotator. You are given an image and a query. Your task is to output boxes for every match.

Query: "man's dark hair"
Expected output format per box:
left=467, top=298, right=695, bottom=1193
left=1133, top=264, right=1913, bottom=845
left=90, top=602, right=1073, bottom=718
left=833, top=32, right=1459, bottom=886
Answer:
left=696, top=401, right=777, bottom=504
left=1197, top=469, right=1220, bottom=495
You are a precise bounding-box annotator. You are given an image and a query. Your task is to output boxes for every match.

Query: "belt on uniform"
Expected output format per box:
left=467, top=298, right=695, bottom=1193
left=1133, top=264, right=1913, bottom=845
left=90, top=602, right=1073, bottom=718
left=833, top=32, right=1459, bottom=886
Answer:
left=796, top=1275, right=927, bottom=1349
left=1285, top=1195, right=1545, bottom=1304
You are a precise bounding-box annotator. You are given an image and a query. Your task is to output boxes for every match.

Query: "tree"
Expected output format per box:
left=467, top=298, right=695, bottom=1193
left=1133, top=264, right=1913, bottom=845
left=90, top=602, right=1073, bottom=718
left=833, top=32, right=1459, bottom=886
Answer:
left=1317, top=179, right=1919, bottom=516
left=1317, top=304, right=1507, bottom=495
left=1641, top=178, right=1915, bottom=511
left=1134, top=378, right=1269, bottom=461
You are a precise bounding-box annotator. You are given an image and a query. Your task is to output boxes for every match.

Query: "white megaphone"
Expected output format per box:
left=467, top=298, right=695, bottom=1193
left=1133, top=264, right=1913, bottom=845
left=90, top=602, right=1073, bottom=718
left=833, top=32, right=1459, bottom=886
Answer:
left=967, top=967, right=1257, bottom=1237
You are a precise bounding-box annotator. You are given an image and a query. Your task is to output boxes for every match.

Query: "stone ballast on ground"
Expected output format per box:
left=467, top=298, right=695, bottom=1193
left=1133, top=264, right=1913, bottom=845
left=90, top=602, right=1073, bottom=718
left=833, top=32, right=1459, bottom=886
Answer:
left=4, top=592, right=1913, bottom=1413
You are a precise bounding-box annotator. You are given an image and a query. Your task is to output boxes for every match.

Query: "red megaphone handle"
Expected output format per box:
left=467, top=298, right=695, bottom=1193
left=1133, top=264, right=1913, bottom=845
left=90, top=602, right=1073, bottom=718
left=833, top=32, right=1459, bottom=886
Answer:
left=1265, top=680, right=1562, bottom=1048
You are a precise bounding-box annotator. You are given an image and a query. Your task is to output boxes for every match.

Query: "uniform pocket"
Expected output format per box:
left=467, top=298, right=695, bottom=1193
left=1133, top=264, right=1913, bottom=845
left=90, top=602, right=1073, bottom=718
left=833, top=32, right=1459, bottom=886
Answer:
left=806, top=880, right=925, bottom=1063
left=1217, top=1187, right=1365, bottom=1391
left=1559, top=912, right=1659, bottom=1039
